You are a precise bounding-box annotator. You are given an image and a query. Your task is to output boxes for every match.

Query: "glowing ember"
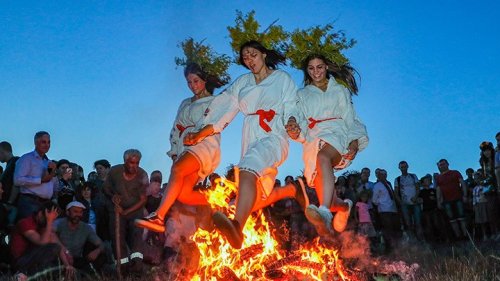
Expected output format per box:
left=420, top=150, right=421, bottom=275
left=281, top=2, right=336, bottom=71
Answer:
left=191, top=176, right=357, bottom=280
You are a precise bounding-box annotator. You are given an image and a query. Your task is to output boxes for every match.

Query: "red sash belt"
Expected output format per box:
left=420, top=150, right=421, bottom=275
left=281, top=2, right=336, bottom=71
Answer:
left=307, top=117, right=341, bottom=129
left=176, top=124, right=194, bottom=137
left=249, top=109, right=276, bottom=132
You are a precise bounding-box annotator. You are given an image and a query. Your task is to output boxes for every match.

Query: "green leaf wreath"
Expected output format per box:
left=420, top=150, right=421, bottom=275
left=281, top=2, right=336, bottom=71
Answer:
left=227, top=10, right=288, bottom=63
left=174, top=38, right=231, bottom=85
left=287, top=23, right=356, bottom=69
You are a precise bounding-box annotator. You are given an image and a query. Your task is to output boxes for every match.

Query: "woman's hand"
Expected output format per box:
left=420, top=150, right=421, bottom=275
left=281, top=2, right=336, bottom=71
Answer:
left=345, top=140, right=359, bottom=160
left=285, top=117, right=301, bottom=140
left=184, top=132, right=202, bottom=146
left=183, top=125, right=215, bottom=146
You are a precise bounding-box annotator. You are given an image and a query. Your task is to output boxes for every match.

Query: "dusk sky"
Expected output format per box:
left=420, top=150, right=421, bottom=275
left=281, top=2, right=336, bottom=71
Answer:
left=2, top=1, right=499, bottom=183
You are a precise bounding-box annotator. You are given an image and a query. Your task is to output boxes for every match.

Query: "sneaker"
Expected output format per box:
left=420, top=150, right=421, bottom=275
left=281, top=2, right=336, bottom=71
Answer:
left=212, top=211, right=243, bottom=249
left=293, top=177, right=309, bottom=211
left=305, top=205, right=333, bottom=236
left=332, top=199, right=353, bottom=232
left=134, top=212, right=165, bottom=233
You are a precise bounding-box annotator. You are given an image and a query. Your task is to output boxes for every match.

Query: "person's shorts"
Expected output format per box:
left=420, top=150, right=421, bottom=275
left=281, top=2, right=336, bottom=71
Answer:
left=443, top=200, right=465, bottom=220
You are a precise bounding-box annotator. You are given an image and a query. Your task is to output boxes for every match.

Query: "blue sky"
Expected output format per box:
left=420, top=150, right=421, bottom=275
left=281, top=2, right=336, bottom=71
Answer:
left=1, top=1, right=499, bottom=183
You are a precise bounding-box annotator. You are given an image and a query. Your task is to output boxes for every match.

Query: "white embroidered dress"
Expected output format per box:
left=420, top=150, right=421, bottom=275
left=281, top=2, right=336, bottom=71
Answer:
left=204, top=70, right=298, bottom=197
left=167, top=96, right=221, bottom=179
left=298, top=77, right=369, bottom=186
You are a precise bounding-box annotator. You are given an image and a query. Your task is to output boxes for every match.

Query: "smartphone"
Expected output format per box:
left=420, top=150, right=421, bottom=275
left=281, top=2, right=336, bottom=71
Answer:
left=66, top=168, right=73, bottom=174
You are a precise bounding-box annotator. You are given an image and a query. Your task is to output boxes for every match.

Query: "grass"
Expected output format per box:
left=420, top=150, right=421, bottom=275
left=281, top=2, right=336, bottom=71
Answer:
left=2, top=238, right=499, bottom=281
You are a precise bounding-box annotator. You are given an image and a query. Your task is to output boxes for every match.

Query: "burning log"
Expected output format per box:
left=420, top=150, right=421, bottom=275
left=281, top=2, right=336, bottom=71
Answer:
left=264, top=269, right=285, bottom=279
left=239, top=243, right=264, bottom=261
left=218, top=266, right=241, bottom=281
left=264, top=254, right=301, bottom=270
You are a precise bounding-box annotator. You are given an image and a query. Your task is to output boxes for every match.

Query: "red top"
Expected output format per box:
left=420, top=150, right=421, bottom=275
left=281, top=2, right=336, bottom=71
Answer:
left=436, top=170, right=463, bottom=202
left=10, top=216, right=39, bottom=260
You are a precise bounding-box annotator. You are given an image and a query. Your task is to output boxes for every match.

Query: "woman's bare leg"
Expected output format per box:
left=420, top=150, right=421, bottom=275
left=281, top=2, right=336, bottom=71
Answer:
left=315, top=144, right=347, bottom=211
left=252, top=182, right=296, bottom=212
left=177, top=172, right=208, bottom=205
left=234, top=170, right=259, bottom=228
left=155, top=152, right=201, bottom=219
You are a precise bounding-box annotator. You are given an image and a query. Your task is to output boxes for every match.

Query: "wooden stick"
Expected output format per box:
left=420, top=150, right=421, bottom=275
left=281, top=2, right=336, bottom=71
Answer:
left=114, top=197, right=123, bottom=280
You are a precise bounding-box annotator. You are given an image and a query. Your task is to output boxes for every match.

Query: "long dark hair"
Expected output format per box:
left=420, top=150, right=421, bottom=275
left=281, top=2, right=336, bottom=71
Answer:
left=301, top=53, right=359, bottom=95
left=238, top=40, right=286, bottom=70
left=184, top=63, right=226, bottom=94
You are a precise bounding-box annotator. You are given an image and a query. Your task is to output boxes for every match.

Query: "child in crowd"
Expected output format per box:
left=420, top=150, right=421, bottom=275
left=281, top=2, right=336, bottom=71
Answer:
left=355, top=190, right=377, bottom=242
left=418, top=174, right=443, bottom=242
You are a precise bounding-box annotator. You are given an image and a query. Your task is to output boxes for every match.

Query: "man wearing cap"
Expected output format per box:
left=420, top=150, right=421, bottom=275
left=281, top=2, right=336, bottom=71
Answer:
left=54, top=201, right=106, bottom=275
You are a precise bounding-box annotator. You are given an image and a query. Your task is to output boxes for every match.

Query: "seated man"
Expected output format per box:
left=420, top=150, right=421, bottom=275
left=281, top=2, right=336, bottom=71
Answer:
left=10, top=201, right=73, bottom=278
left=55, top=201, right=107, bottom=275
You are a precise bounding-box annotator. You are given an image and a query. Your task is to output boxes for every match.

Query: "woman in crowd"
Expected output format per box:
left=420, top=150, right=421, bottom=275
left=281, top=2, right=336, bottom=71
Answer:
left=135, top=61, right=228, bottom=233
left=479, top=141, right=498, bottom=237
left=294, top=53, right=368, bottom=236
left=184, top=40, right=308, bottom=249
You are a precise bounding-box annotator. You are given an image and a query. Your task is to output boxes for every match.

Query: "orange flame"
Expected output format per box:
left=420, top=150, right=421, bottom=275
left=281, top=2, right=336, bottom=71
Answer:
left=191, top=177, right=357, bottom=280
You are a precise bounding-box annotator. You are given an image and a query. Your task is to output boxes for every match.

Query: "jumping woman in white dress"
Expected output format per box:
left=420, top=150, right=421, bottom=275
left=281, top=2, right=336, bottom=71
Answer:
left=135, top=62, right=226, bottom=233
left=295, top=53, right=368, bottom=236
left=184, top=40, right=308, bottom=249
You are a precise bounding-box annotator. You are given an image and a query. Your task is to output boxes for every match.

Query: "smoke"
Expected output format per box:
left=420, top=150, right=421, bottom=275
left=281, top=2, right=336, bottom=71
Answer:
left=336, top=230, right=375, bottom=271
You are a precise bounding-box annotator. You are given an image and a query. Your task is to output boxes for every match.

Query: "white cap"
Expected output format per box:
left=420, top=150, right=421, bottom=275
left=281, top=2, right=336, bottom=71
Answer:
left=66, top=201, right=86, bottom=210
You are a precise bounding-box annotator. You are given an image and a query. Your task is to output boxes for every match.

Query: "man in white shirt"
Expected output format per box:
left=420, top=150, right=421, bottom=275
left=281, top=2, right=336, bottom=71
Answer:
left=372, top=169, right=401, bottom=252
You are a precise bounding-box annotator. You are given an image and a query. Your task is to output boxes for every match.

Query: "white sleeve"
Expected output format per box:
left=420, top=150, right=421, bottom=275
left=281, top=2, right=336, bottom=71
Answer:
left=166, top=101, right=185, bottom=158
left=280, top=72, right=300, bottom=125
left=293, top=91, right=308, bottom=143
left=203, top=81, right=240, bottom=133
left=341, top=89, right=369, bottom=151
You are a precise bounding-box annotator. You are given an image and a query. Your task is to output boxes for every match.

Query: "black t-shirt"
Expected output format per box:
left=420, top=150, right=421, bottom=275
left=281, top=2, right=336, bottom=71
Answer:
left=145, top=195, right=162, bottom=214
left=419, top=188, right=438, bottom=211
left=0, top=156, right=19, bottom=204
left=103, top=165, right=148, bottom=215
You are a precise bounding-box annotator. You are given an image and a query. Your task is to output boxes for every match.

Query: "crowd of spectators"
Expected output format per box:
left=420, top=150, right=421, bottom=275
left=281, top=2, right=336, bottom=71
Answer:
left=0, top=130, right=498, bottom=279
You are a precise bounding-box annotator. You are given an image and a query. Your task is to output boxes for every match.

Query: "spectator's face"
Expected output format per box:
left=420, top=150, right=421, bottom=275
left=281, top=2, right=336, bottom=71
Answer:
left=421, top=177, right=431, bottom=187
left=473, top=174, right=482, bottom=185
left=482, top=149, right=492, bottom=158
left=399, top=162, right=408, bottom=173
left=58, top=163, right=70, bottom=177
left=67, top=207, right=84, bottom=224
left=95, top=164, right=109, bottom=179
left=124, top=156, right=140, bottom=175
left=150, top=172, right=162, bottom=184
left=466, top=170, right=474, bottom=178
left=150, top=182, right=161, bottom=195
left=186, top=73, right=207, bottom=96
left=379, top=171, right=388, bottom=181
left=285, top=176, right=294, bottom=185
left=274, top=179, right=281, bottom=187
left=87, top=172, right=98, bottom=182
left=34, top=134, right=50, bottom=155
left=336, top=177, right=346, bottom=186
left=0, top=148, right=6, bottom=162
left=82, top=187, right=92, bottom=200
left=35, top=211, right=48, bottom=227
left=361, top=169, right=370, bottom=181
left=437, top=160, right=449, bottom=173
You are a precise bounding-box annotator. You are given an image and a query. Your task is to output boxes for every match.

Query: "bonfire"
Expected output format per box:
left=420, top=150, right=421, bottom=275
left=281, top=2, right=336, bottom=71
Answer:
left=190, top=175, right=355, bottom=281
